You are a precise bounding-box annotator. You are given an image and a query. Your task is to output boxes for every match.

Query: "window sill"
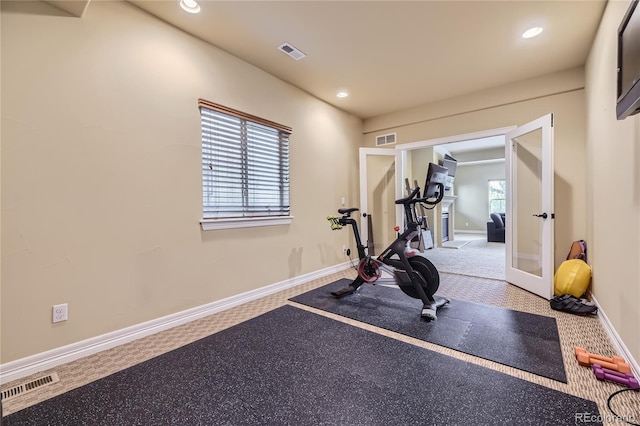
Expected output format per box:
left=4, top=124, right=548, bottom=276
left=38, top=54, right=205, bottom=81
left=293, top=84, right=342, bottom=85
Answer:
left=200, top=216, right=293, bottom=231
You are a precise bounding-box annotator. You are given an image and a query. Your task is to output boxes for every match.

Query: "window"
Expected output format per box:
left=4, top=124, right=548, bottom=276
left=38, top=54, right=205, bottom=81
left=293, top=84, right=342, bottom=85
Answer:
left=199, top=99, right=291, bottom=230
left=488, top=179, right=506, bottom=213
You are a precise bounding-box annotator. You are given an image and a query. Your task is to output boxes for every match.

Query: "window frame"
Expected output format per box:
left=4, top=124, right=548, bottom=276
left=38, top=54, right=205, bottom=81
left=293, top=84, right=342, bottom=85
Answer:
left=198, top=99, right=293, bottom=230
left=488, top=179, right=506, bottom=214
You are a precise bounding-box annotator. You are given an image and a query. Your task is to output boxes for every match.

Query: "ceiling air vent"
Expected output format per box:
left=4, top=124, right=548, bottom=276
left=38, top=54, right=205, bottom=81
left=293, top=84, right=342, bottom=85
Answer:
left=376, top=133, right=396, bottom=146
left=278, top=43, right=306, bottom=60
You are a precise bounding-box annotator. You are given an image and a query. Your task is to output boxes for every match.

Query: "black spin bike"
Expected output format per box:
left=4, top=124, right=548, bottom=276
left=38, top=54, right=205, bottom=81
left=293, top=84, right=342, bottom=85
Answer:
left=327, top=167, right=450, bottom=320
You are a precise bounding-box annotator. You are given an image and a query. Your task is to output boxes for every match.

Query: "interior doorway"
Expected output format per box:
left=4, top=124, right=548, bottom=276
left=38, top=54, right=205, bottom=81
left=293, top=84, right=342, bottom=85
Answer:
left=389, top=127, right=514, bottom=281
left=419, top=137, right=507, bottom=280
left=376, top=113, right=555, bottom=299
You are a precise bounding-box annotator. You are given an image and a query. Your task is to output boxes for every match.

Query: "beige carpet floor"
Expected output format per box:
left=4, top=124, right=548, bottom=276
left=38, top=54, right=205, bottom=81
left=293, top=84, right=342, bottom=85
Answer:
left=422, top=238, right=505, bottom=280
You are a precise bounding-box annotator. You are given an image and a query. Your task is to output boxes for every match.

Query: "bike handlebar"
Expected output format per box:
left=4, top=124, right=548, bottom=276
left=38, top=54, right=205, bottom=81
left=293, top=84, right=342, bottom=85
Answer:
left=330, top=182, right=444, bottom=231
left=394, top=186, right=421, bottom=205
left=416, top=183, right=445, bottom=206
left=326, top=215, right=343, bottom=230
left=393, top=183, right=445, bottom=206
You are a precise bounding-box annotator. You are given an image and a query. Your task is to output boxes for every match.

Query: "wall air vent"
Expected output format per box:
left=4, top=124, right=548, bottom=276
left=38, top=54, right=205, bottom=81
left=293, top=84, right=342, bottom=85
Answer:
left=1, top=373, right=60, bottom=402
left=278, top=43, right=306, bottom=60
left=376, top=133, right=396, bottom=146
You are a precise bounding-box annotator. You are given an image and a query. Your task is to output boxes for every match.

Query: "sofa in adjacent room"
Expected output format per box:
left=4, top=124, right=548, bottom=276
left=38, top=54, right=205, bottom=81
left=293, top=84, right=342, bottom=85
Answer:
left=487, top=212, right=506, bottom=243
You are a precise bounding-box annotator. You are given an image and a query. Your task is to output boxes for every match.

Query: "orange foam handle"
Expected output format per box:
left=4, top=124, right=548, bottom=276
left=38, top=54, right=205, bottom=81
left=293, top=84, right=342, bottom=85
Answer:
left=576, top=353, right=591, bottom=367
left=574, top=347, right=631, bottom=373
left=590, top=353, right=626, bottom=365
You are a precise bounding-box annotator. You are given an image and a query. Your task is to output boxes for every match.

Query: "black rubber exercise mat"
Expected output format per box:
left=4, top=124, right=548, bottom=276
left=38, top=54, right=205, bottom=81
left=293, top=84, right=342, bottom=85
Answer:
left=5, top=305, right=599, bottom=425
left=290, top=278, right=567, bottom=383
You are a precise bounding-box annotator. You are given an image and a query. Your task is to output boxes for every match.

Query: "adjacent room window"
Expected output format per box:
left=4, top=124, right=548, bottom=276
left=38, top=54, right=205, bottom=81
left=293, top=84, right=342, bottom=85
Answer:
left=488, top=179, right=506, bottom=213
left=199, top=99, right=292, bottom=230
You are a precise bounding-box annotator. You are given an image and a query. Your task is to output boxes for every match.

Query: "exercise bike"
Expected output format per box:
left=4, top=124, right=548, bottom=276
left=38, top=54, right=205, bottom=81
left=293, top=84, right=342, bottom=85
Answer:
left=327, top=166, right=450, bottom=320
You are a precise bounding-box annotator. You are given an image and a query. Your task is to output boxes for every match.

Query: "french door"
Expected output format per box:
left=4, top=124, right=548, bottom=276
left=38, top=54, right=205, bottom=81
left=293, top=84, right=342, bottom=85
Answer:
left=505, top=114, right=554, bottom=299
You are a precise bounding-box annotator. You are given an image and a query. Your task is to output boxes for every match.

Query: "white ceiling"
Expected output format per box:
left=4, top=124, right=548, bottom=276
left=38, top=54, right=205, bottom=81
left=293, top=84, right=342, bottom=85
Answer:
left=46, top=0, right=606, bottom=120
left=125, top=0, right=607, bottom=120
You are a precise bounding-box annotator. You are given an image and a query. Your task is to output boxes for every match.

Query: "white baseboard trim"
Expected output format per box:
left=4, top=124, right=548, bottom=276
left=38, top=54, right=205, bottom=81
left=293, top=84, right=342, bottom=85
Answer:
left=6, top=266, right=635, bottom=388
left=0, top=262, right=352, bottom=385
left=592, top=295, right=640, bottom=378
left=453, top=229, right=486, bottom=235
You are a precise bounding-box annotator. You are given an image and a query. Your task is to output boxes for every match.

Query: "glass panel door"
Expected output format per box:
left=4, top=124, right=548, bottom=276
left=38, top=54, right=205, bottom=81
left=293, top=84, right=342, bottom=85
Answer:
left=513, top=127, right=543, bottom=277
left=505, top=114, right=554, bottom=299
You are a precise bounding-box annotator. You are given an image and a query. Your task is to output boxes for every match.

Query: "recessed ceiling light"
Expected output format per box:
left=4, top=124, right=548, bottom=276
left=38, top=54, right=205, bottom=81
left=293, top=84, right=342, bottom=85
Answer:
left=522, top=27, right=543, bottom=39
left=336, top=91, right=349, bottom=98
left=180, top=0, right=201, bottom=14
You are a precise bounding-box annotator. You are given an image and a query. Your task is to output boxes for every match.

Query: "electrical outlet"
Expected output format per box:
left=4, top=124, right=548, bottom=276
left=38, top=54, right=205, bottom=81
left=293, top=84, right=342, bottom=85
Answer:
left=52, top=303, right=68, bottom=323
left=342, top=245, right=350, bottom=256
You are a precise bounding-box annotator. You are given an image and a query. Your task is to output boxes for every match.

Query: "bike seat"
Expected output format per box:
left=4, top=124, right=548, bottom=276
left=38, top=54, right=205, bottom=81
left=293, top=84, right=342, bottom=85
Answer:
left=338, top=208, right=359, bottom=215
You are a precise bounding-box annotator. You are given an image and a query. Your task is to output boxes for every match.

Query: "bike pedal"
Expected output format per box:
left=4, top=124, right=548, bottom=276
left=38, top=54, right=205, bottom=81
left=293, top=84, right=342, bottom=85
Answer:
left=421, top=307, right=437, bottom=321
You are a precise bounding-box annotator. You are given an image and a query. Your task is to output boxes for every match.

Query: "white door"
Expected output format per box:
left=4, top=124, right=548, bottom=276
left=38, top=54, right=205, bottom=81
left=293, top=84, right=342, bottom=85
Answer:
left=359, top=148, right=398, bottom=253
left=505, top=114, right=554, bottom=299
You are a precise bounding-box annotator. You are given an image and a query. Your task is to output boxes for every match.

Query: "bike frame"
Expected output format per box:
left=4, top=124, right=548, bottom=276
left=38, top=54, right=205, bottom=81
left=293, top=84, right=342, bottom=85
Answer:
left=333, top=187, right=433, bottom=305
left=328, top=183, right=447, bottom=319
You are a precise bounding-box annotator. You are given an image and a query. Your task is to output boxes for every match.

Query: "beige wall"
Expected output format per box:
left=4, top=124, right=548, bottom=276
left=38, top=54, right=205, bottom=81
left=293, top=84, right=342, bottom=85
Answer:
left=363, top=69, right=587, bottom=271
left=365, top=155, right=396, bottom=252
left=455, top=147, right=504, bottom=163
left=585, top=0, right=640, bottom=364
left=3, top=0, right=638, bottom=371
left=455, top=161, right=506, bottom=232
left=364, top=67, right=585, bottom=140
left=0, top=1, right=362, bottom=362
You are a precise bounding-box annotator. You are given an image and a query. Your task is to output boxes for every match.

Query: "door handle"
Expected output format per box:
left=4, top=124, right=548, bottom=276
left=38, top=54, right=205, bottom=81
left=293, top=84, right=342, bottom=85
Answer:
left=533, top=213, right=548, bottom=219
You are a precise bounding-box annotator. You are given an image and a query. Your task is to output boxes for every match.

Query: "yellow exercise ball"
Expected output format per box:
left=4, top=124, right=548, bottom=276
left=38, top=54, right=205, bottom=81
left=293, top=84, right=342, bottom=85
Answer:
left=554, top=259, right=592, bottom=298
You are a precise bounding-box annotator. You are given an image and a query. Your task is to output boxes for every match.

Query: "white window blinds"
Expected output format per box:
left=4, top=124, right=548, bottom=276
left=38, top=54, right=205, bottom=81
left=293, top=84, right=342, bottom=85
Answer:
left=199, top=99, right=291, bottom=220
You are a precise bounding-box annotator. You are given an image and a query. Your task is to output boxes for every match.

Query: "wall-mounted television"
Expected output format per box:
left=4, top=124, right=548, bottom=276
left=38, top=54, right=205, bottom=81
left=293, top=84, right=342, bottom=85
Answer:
left=616, top=0, right=640, bottom=120
left=439, top=154, right=457, bottom=190
left=441, top=154, right=457, bottom=177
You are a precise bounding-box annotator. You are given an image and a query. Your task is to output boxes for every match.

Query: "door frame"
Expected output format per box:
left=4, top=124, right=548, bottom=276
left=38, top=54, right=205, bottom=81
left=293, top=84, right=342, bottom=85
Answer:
left=358, top=147, right=398, bottom=245
left=392, top=126, right=516, bottom=222
left=359, top=127, right=514, bottom=274
left=359, top=128, right=515, bottom=245
left=361, top=123, right=555, bottom=298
